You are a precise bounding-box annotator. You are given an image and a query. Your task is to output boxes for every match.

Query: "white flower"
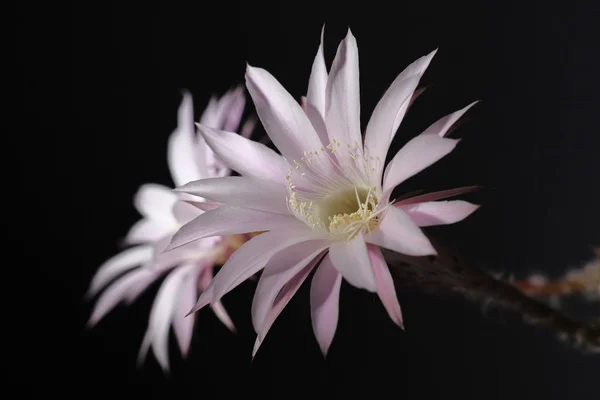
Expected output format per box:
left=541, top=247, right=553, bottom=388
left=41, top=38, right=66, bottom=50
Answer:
left=87, top=87, right=255, bottom=371
left=168, top=28, right=479, bottom=356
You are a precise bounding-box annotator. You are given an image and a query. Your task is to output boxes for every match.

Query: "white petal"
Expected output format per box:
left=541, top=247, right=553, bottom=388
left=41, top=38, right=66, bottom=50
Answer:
left=174, top=176, right=290, bottom=214
left=171, top=200, right=202, bottom=225
left=87, top=246, right=153, bottom=297
left=382, top=134, right=458, bottom=197
left=310, top=254, right=342, bottom=356
left=197, top=123, right=289, bottom=183
left=325, top=29, right=362, bottom=152
left=398, top=200, right=480, bottom=227
left=172, top=264, right=202, bottom=357
left=124, top=218, right=171, bottom=244
left=251, top=241, right=330, bottom=334
left=306, top=25, right=328, bottom=117
left=167, top=92, right=208, bottom=186
left=245, top=65, right=325, bottom=163
left=364, top=50, right=437, bottom=179
left=133, top=183, right=178, bottom=225
left=366, top=207, right=436, bottom=256
left=328, top=233, right=376, bottom=292
left=420, top=101, right=479, bottom=137
left=168, top=206, right=302, bottom=251
left=145, top=264, right=194, bottom=372
left=88, top=268, right=156, bottom=326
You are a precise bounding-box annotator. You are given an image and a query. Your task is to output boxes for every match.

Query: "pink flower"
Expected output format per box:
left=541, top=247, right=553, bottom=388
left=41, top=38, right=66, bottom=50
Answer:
left=87, top=87, right=256, bottom=372
left=168, top=29, right=480, bottom=357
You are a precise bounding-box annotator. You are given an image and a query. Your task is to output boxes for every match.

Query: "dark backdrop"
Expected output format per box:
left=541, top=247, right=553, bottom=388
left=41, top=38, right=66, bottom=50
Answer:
left=16, top=0, right=600, bottom=397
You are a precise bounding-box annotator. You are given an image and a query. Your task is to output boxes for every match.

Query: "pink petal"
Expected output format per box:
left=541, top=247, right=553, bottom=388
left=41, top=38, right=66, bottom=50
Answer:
left=174, top=176, right=290, bottom=214
left=198, top=267, right=236, bottom=331
left=251, top=241, right=330, bottom=333
left=211, top=301, right=236, bottom=332
left=398, top=200, right=480, bottom=227
left=420, top=101, right=479, bottom=137
left=325, top=29, right=362, bottom=151
left=88, top=268, right=157, bottom=326
left=252, top=255, right=322, bottom=358
left=197, top=123, right=289, bottom=183
left=167, top=92, right=208, bottom=186
left=87, top=246, right=153, bottom=297
left=133, top=183, right=178, bottom=224
left=245, top=65, right=325, bottom=164
left=139, top=265, right=193, bottom=372
left=222, top=86, right=247, bottom=133
left=328, top=233, right=376, bottom=292
left=167, top=205, right=302, bottom=251
left=366, top=206, right=436, bottom=256
left=124, top=218, right=170, bottom=244
left=367, top=244, right=403, bottom=328
left=382, top=134, right=459, bottom=197
left=304, top=100, right=330, bottom=149
left=172, top=200, right=202, bottom=225
left=189, top=226, right=316, bottom=315
left=172, top=265, right=201, bottom=357
left=310, top=254, right=342, bottom=356
left=240, top=116, right=257, bottom=139
left=183, top=199, right=222, bottom=212
left=306, top=25, right=328, bottom=117
left=396, top=185, right=482, bottom=205
left=364, top=50, right=437, bottom=179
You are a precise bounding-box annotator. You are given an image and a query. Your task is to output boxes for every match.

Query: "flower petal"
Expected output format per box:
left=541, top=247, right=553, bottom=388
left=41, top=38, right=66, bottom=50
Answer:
left=138, top=264, right=193, bottom=372
left=252, top=255, right=321, bottom=358
left=252, top=241, right=330, bottom=334
left=172, top=264, right=203, bottom=357
left=167, top=92, right=208, bottom=186
left=310, top=253, right=342, bottom=356
left=420, top=101, right=479, bottom=137
left=240, top=116, right=257, bottom=139
left=367, top=244, right=403, bottom=328
left=398, top=200, right=480, bottom=227
left=222, top=86, right=247, bottom=133
left=88, top=268, right=157, bottom=326
left=366, top=206, right=436, bottom=256
left=168, top=206, right=302, bottom=251
left=306, top=25, right=328, bottom=117
left=364, top=50, right=436, bottom=179
left=325, top=29, right=362, bottom=150
left=175, top=176, right=290, bottom=214
left=198, top=267, right=236, bottom=331
left=87, top=246, right=153, bottom=297
left=197, top=123, right=289, bottom=183
left=382, top=134, right=458, bottom=197
left=189, top=226, right=317, bottom=314
left=172, top=200, right=202, bottom=225
left=124, top=218, right=170, bottom=244
left=133, top=183, right=178, bottom=225
left=328, top=233, right=376, bottom=292
left=183, top=199, right=222, bottom=212
left=396, top=185, right=481, bottom=205
left=245, top=65, right=324, bottom=163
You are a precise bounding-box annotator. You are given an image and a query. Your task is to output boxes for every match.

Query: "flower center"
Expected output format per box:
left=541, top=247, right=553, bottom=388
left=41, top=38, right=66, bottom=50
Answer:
left=284, top=139, right=389, bottom=241
left=288, top=185, right=386, bottom=241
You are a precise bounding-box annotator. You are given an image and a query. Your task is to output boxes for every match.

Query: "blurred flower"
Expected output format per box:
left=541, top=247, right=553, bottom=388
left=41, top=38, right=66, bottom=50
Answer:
left=86, top=87, right=256, bottom=372
left=168, top=28, right=480, bottom=357
left=512, top=248, right=600, bottom=300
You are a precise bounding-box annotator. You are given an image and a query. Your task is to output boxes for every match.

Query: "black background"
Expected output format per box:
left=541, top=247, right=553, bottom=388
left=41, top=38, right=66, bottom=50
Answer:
left=16, top=0, right=600, bottom=396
